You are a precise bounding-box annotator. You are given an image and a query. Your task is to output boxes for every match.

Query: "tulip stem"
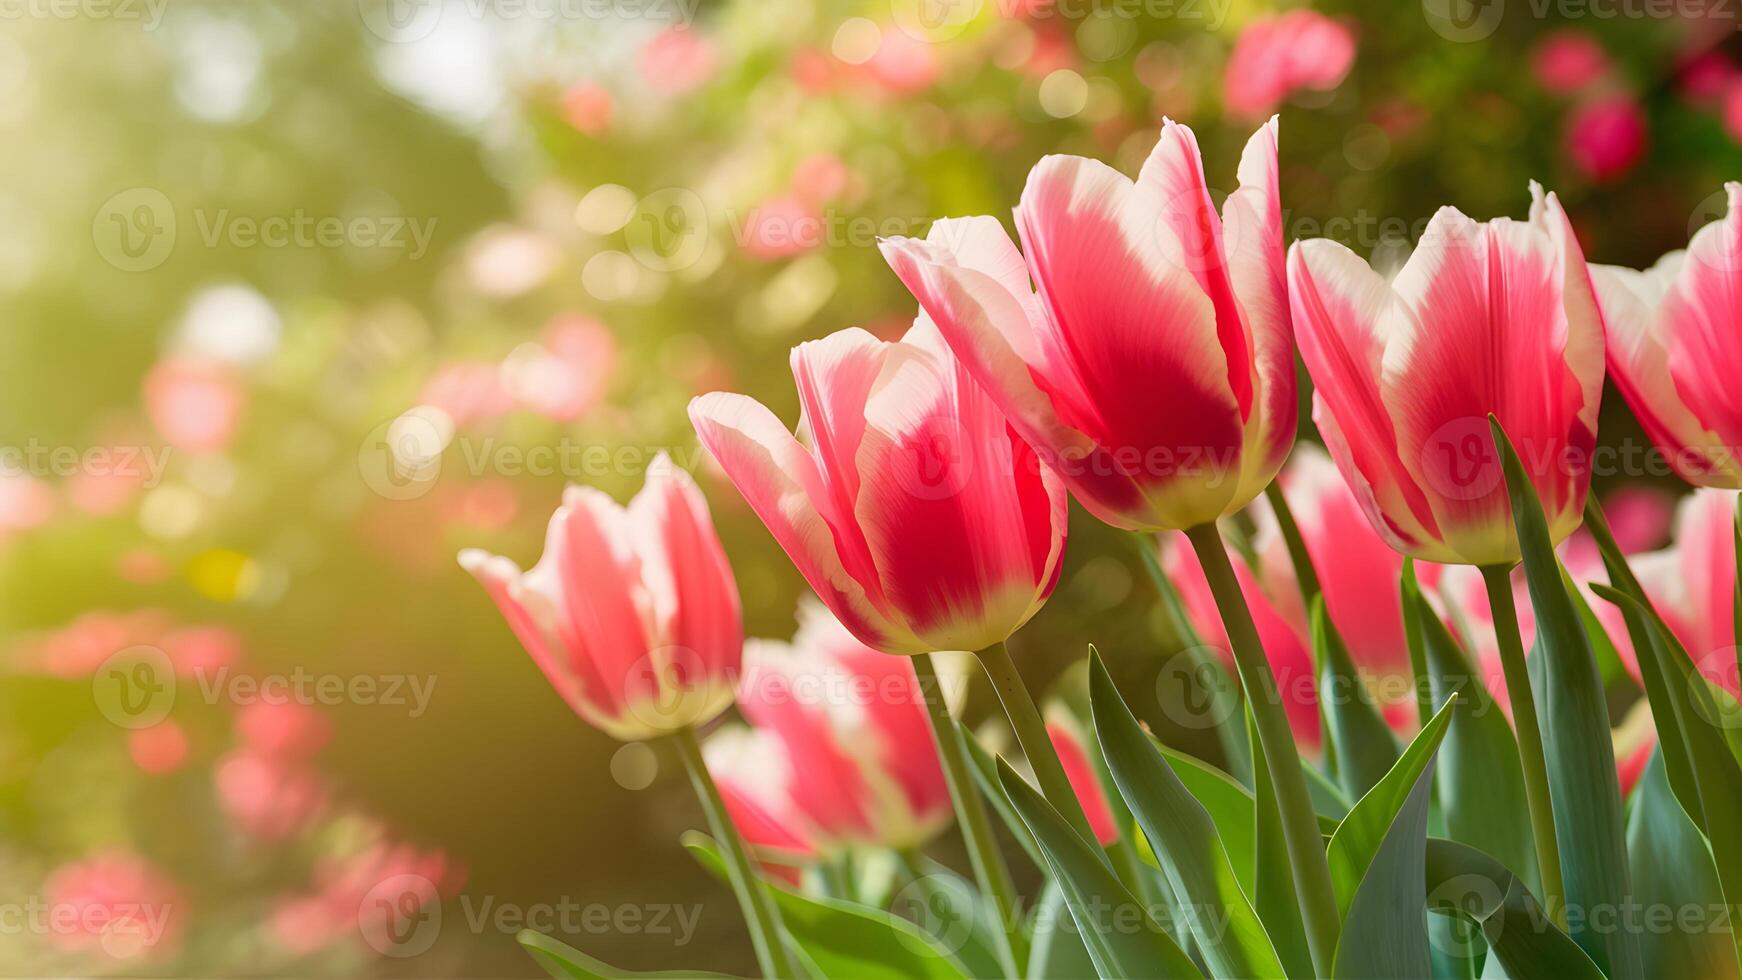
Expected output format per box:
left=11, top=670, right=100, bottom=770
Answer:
left=1184, top=521, right=1340, bottom=976
left=1480, top=563, right=1567, bottom=926
left=912, top=652, right=1026, bottom=976
left=978, top=640, right=1108, bottom=861
left=671, top=726, right=797, bottom=979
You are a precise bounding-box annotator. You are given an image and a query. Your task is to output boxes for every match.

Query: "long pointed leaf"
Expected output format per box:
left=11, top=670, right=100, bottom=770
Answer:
left=520, top=931, right=742, bottom=980
left=1423, top=839, right=1603, bottom=980
left=1248, top=705, right=1316, bottom=980
left=1027, top=881, right=1097, bottom=979
left=1090, top=653, right=1287, bottom=978
left=1628, top=749, right=1740, bottom=979
left=1491, top=419, right=1640, bottom=977
left=1327, top=700, right=1453, bottom=979
left=1409, top=588, right=1537, bottom=896
left=995, top=758, right=1203, bottom=979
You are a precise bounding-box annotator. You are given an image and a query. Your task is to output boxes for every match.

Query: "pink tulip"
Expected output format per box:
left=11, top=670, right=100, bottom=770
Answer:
left=1289, top=182, right=1606, bottom=566
left=128, top=721, right=189, bottom=775
left=1165, top=533, right=1322, bottom=751
left=705, top=726, right=814, bottom=882
left=459, top=457, right=742, bottom=740
left=733, top=603, right=954, bottom=849
left=688, top=321, right=1068, bottom=655
left=1635, top=489, right=1740, bottom=695
left=1046, top=713, right=1118, bottom=845
left=1255, top=445, right=1443, bottom=679
left=1591, top=184, right=1742, bottom=487
left=881, top=119, right=1294, bottom=534
left=44, top=851, right=184, bottom=960
left=1531, top=30, right=1610, bottom=95
left=1564, top=95, right=1646, bottom=184
left=1224, top=12, right=1356, bottom=119
left=561, top=81, right=612, bottom=136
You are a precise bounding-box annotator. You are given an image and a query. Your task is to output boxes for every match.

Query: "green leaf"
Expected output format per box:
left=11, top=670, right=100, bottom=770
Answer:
left=957, top=720, right=1046, bottom=875
left=1325, top=696, right=1455, bottom=917
left=1324, top=698, right=1455, bottom=979
left=1090, top=652, right=1287, bottom=978
left=1422, top=839, right=1603, bottom=980
left=518, top=930, right=740, bottom=979
left=994, top=757, right=1203, bottom=978
left=1026, top=881, right=1097, bottom=979
left=893, top=861, right=1007, bottom=979
left=684, top=832, right=970, bottom=980
left=1628, top=749, right=1740, bottom=980
left=1248, top=705, right=1317, bottom=980
left=1491, top=418, right=1641, bottom=977
left=1309, top=596, right=1402, bottom=802
left=1400, top=560, right=1435, bottom=732
left=1408, top=588, right=1537, bottom=896
left=1594, top=583, right=1742, bottom=976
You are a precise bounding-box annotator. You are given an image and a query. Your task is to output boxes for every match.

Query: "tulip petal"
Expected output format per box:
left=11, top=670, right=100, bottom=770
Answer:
left=627, top=455, right=742, bottom=682
left=458, top=548, right=600, bottom=717
left=790, top=329, right=895, bottom=594
left=689, top=392, right=911, bottom=650
left=881, top=220, right=1152, bottom=527
left=540, top=487, right=655, bottom=714
left=1221, top=117, right=1297, bottom=501
left=1288, top=238, right=1443, bottom=556
left=1017, top=152, right=1244, bottom=527
left=1664, top=184, right=1742, bottom=472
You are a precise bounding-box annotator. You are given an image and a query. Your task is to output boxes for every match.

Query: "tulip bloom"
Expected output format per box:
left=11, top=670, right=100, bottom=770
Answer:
left=1634, top=489, right=1740, bottom=689
left=1591, top=184, right=1742, bottom=488
left=688, top=321, right=1067, bottom=655
left=458, top=457, right=741, bottom=740
left=735, top=603, right=955, bottom=849
left=1224, top=12, right=1357, bottom=119
left=880, top=118, right=1294, bottom=534
left=1289, top=182, right=1606, bottom=566
left=705, top=726, right=814, bottom=884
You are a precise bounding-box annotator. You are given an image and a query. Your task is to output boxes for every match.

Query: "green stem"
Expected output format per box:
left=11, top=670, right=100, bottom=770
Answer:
left=1582, top=497, right=1644, bottom=595
left=912, top=652, right=1026, bottom=976
left=1480, top=563, right=1567, bottom=927
left=1184, top=521, right=1340, bottom=975
left=672, top=726, right=797, bottom=978
left=1264, top=482, right=1322, bottom=604
left=978, top=640, right=1107, bottom=859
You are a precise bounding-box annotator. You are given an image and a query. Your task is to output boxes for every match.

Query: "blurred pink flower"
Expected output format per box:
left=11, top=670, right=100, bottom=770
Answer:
left=437, top=479, right=520, bottom=531
left=705, top=726, right=813, bottom=883
left=501, top=315, right=617, bottom=422
left=735, top=603, right=955, bottom=850
left=25, top=611, right=232, bottom=678
left=791, top=153, right=852, bottom=205
left=128, top=721, right=190, bottom=776
left=1565, top=95, right=1646, bottom=183
left=66, top=463, right=146, bottom=517
left=738, top=196, right=822, bottom=260
left=1637, top=489, right=1740, bottom=695
left=142, top=358, right=244, bottom=453
left=0, top=472, right=57, bottom=534
left=160, top=625, right=241, bottom=675
left=460, top=457, right=743, bottom=741
left=1531, top=30, right=1610, bottom=95
left=864, top=29, right=940, bottom=95
left=43, top=851, right=184, bottom=960
left=1224, top=11, right=1355, bottom=119
left=561, top=81, right=613, bottom=135
left=640, top=27, right=718, bottom=95
left=1681, top=50, right=1736, bottom=105
left=235, top=700, right=332, bottom=762
left=417, top=360, right=513, bottom=429
left=274, top=841, right=461, bottom=957
left=215, top=750, right=330, bottom=841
